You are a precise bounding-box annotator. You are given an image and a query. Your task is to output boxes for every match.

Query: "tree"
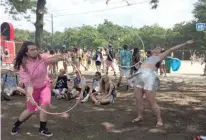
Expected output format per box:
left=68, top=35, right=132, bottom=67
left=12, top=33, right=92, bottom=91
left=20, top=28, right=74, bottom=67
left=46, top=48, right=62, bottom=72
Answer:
left=2, top=0, right=46, bottom=48
left=193, top=0, right=206, bottom=22
left=2, top=0, right=159, bottom=48
left=2, top=0, right=36, bottom=21
left=193, top=0, right=206, bottom=50
left=35, top=0, right=46, bottom=48
left=15, top=29, right=34, bottom=41
left=14, top=20, right=206, bottom=53
left=106, top=0, right=159, bottom=9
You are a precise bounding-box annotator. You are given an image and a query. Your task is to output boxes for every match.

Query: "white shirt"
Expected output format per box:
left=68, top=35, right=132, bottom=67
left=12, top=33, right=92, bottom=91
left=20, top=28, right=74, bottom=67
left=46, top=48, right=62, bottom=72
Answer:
left=96, top=54, right=101, bottom=62
left=92, top=80, right=100, bottom=91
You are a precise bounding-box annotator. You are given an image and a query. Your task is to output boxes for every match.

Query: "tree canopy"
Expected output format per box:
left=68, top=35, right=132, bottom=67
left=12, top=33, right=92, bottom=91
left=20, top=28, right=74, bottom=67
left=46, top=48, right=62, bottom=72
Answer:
left=14, top=19, right=205, bottom=52
left=2, top=0, right=206, bottom=51
left=2, top=0, right=159, bottom=47
left=193, top=0, right=206, bottom=22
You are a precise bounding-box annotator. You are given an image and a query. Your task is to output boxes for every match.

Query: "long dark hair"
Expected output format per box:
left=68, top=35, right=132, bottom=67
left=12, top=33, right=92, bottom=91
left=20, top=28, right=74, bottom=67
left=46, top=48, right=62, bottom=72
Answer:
left=14, top=41, right=36, bottom=70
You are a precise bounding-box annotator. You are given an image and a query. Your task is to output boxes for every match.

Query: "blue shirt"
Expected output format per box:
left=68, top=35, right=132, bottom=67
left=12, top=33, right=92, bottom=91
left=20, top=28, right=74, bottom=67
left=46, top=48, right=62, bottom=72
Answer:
left=119, top=50, right=132, bottom=69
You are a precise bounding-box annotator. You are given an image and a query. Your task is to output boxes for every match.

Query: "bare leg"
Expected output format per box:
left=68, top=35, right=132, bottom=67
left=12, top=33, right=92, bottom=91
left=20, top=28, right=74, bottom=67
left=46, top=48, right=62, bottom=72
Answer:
left=102, top=60, right=105, bottom=72
left=16, top=87, right=26, bottom=95
left=204, top=64, right=206, bottom=75
left=145, top=90, right=163, bottom=127
left=160, top=65, right=163, bottom=75
left=61, top=88, right=67, bottom=94
left=132, top=87, right=144, bottom=122
left=106, top=61, right=109, bottom=74
left=61, top=88, right=67, bottom=98
left=89, top=93, right=99, bottom=104
left=100, top=98, right=110, bottom=105
left=117, top=76, right=122, bottom=87
left=162, top=64, right=166, bottom=76
left=76, top=62, right=80, bottom=71
left=18, top=109, right=34, bottom=122
left=40, top=105, right=48, bottom=122
left=12, top=109, right=34, bottom=130
left=110, top=62, right=116, bottom=76
left=96, top=65, right=101, bottom=72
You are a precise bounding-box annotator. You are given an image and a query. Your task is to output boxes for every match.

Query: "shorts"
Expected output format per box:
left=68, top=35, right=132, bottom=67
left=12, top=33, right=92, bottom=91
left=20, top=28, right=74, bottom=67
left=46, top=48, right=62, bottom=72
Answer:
left=74, top=86, right=90, bottom=97
left=53, top=88, right=67, bottom=93
left=128, top=68, right=160, bottom=91
left=161, top=60, right=165, bottom=65
left=73, top=58, right=80, bottom=63
left=95, top=61, right=101, bottom=66
left=27, top=84, right=51, bottom=112
left=120, top=68, right=131, bottom=78
left=55, top=88, right=63, bottom=92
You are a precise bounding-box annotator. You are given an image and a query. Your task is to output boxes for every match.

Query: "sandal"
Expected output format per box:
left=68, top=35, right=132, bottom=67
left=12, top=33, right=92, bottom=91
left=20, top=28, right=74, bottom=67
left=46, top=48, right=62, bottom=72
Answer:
left=132, top=117, right=143, bottom=123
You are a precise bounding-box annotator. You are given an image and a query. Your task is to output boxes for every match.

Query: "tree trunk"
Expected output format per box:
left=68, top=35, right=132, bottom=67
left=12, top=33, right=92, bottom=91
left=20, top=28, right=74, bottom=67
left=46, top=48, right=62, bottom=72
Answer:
left=35, top=0, right=46, bottom=48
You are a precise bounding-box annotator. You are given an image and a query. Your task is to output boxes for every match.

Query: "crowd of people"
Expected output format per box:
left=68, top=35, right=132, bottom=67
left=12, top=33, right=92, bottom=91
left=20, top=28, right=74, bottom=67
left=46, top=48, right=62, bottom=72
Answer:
left=1, top=40, right=196, bottom=137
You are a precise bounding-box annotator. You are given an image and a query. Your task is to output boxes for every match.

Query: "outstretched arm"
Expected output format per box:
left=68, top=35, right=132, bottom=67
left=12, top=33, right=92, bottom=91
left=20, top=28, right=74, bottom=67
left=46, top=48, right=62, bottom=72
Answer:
left=44, top=54, right=69, bottom=65
left=158, top=40, right=194, bottom=60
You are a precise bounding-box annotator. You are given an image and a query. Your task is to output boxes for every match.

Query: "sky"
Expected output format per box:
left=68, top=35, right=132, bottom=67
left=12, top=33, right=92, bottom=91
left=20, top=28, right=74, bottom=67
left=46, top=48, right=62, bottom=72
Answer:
left=0, top=0, right=198, bottom=32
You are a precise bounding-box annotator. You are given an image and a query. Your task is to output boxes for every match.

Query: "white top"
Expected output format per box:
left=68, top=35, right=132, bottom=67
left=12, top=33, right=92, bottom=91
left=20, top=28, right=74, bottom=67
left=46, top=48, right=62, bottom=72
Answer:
left=92, top=80, right=100, bottom=91
left=96, top=54, right=101, bottom=62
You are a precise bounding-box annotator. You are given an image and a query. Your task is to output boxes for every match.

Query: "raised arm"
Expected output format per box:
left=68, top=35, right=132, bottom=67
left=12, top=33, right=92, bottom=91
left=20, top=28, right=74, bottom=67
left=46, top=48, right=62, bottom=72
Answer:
left=158, top=40, right=194, bottom=60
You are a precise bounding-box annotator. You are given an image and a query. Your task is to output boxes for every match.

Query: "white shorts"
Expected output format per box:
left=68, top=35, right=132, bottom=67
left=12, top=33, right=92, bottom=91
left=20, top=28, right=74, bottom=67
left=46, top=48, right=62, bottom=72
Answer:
left=161, top=60, right=165, bottom=65
left=128, top=68, right=160, bottom=91
left=120, top=68, right=131, bottom=78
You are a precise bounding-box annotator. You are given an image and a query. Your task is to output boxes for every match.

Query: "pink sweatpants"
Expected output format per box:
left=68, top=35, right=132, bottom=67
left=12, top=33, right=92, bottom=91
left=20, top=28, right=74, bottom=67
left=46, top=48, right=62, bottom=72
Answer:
left=27, top=84, right=51, bottom=112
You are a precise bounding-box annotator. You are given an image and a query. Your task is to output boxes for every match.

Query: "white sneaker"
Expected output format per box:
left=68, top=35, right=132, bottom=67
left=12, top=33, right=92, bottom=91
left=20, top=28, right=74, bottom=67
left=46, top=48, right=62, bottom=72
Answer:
left=81, top=94, right=90, bottom=103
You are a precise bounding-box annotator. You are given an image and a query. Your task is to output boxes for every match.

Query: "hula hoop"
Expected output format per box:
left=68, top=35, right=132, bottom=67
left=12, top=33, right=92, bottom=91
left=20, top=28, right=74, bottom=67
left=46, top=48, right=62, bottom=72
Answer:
left=28, top=56, right=83, bottom=115
left=107, top=35, right=145, bottom=68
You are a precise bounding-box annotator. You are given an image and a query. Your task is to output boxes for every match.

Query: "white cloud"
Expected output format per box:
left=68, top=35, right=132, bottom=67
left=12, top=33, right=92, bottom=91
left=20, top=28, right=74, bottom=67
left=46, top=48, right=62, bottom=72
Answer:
left=0, top=0, right=198, bottom=32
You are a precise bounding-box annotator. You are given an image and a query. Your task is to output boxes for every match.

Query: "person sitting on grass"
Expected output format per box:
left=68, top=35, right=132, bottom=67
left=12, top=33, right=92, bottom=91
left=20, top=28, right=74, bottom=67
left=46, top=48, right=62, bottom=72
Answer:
left=81, top=72, right=101, bottom=103
left=73, top=70, right=88, bottom=101
left=1, top=68, right=25, bottom=101
left=52, top=69, right=71, bottom=99
left=90, top=75, right=116, bottom=105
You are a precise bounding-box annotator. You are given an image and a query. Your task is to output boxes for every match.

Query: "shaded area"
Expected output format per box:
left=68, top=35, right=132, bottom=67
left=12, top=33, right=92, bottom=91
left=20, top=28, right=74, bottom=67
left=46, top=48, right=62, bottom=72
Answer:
left=1, top=75, right=206, bottom=140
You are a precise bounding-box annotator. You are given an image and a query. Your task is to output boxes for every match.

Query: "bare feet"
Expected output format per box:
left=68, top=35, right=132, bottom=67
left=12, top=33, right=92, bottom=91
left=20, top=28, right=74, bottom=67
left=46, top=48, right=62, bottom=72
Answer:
left=156, top=121, right=163, bottom=127
left=95, top=101, right=101, bottom=105
left=132, top=117, right=143, bottom=123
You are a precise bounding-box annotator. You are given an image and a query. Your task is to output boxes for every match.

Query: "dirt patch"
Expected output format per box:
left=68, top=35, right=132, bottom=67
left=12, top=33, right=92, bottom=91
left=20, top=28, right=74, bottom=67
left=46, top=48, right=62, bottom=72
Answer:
left=1, top=74, right=206, bottom=140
